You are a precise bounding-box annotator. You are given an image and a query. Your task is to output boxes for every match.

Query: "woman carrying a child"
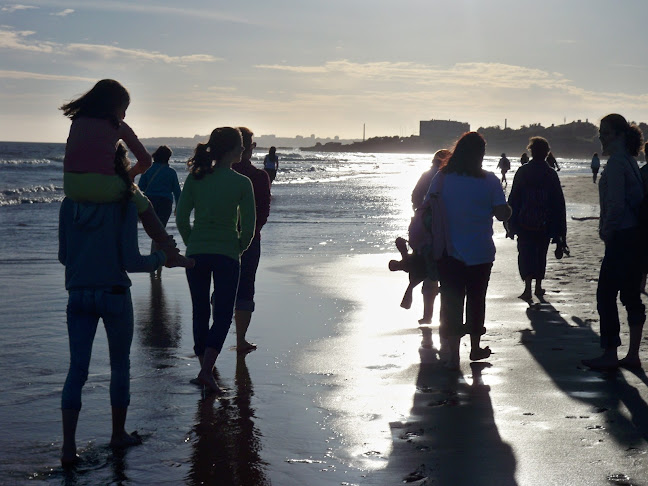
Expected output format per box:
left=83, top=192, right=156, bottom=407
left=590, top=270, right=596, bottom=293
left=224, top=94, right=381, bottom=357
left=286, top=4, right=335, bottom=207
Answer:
left=176, top=127, right=256, bottom=394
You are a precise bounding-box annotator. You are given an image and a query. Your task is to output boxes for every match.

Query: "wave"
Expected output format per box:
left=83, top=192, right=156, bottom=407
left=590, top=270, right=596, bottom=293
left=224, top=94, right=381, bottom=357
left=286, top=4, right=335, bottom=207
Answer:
left=0, top=158, right=55, bottom=166
left=0, top=184, right=63, bottom=206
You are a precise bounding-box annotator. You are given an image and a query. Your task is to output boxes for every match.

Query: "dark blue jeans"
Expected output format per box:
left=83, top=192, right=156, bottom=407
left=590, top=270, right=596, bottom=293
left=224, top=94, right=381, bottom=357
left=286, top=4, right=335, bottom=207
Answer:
left=597, top=228, right=645, bottom=349
left=437, top=256, right=493, bottom=338
left=186, top=254, right=240, bottom=356
left=62, top=288, right=133, bottom=410
left=148, top=196, right=173, bottom=227
left=236, top=236, right=261, bottom=312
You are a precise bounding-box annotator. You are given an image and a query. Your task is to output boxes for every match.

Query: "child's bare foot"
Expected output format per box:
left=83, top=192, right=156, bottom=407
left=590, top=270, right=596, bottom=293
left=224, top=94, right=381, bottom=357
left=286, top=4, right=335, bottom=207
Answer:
left=161, top=246, right=195, bottom=269
left=418, top=316, right=432, bottom=324
left=110, top=431, right=142, bottom=449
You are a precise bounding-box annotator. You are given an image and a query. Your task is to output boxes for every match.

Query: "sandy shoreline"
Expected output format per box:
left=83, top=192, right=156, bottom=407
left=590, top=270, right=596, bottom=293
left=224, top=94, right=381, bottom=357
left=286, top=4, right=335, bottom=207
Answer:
left=2, top=174, right=648, bottom=485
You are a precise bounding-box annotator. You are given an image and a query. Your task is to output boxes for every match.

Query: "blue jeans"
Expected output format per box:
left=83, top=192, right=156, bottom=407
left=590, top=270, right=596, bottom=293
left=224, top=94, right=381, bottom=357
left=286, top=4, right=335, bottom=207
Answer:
left=236, top=237, right=261, bottom=312
left=62, top=288, right=133, bottom=411
left=186, top=254, right=240, bottom=356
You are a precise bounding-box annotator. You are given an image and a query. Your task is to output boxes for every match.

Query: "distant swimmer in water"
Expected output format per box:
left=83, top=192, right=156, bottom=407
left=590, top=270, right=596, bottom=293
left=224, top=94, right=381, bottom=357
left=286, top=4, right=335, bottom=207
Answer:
left=263, top=146, right=279, bottom=182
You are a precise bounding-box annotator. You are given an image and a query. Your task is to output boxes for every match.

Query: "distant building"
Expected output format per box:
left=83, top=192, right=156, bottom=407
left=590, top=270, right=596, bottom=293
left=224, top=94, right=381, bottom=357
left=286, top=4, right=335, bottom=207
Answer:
left=419, top=119, right=470, bottom=142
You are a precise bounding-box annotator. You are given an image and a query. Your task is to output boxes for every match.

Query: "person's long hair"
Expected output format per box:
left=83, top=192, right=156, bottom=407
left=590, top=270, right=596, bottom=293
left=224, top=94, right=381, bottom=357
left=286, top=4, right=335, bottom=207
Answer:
left=59, top=79, right=130, bottom=129
left=114, top=142, right=136, bottom=204
left=601, top=114, right=644, bottom=156
left=442, top=132, right=486, bottom=178
left=187, top=127, right=242, bottom=180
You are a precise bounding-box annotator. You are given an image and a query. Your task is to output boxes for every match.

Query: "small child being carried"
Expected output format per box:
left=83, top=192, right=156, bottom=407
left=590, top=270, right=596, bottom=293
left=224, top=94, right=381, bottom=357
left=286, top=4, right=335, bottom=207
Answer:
left=60, top=79, right=193, bottom=269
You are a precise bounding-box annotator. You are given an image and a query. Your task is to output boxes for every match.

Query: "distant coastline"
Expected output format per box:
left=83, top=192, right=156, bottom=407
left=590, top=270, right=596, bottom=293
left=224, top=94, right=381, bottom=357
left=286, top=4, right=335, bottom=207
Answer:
left=302, top=120, right=648, bottom=158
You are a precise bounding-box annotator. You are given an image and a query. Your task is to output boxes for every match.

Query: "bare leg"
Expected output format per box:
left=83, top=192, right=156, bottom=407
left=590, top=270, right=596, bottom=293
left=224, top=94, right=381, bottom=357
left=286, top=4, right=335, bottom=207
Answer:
left=620, top=325, right=643, bottom=369
left=139, top=206, right=194, bottom=269
left=534, top=279, right=545, bottom=297
left=519, top=278, right=532, bottom=300
left=444, top=336, right=461, bottom=370
left=61, top=409, right=80, bottom=466
left=235, top=310, right=257, bottom=353
left=197, top=346, right=223, bottom=393
left=419, top=279, right=438, bottom=324
left=109, top=407, right=142, bottom=448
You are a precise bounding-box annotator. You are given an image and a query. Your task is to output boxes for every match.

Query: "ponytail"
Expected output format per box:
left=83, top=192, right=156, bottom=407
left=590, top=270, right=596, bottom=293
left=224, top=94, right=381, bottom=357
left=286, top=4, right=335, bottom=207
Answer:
left=187, top=127, right=242, bottom=180
left=187, top=142, right=214, bottom=180
left=114, top=143, right=136, bottom=204
left=601, top=113, right=644, bottom=156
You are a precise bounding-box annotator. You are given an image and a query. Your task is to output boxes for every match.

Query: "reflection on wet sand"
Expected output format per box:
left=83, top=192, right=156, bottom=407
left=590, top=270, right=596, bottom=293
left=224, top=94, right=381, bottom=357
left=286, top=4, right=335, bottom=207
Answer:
left=382, top=337, right=518, bottom=485
left=187, top=355, right=269, bottom=485
left=137, top=276, right=182, bottom=359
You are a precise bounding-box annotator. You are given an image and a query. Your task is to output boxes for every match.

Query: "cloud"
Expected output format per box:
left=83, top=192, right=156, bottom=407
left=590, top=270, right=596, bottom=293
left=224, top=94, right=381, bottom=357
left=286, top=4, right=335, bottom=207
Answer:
left=0, top=29, right=55, bottom=52
left=0, top=69, right=94, bottom=81
left=51, top=8, right=74, bottom=16
left=66, top=43, right=222, bottom=63
left=0, top=27, right=221, bottom=63
left=1, top=4, right=37, bottom=13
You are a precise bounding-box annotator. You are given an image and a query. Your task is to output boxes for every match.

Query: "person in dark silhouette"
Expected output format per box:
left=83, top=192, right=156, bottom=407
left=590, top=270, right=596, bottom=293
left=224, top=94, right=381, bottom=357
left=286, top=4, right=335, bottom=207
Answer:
left=497, top=153, right=511, bottom=186
left=546, top=151, right=561, bottom=171
left=232, top=127, right=272, bottom=354
left=409, top=149, right=451, bottom=324
left=427, top=132, right=511, bottom=369
left=582, top=114, right=645, bottom=371
left=507, top=137, right=567, bottom=301
left=263, top=146, right=279, bottom=182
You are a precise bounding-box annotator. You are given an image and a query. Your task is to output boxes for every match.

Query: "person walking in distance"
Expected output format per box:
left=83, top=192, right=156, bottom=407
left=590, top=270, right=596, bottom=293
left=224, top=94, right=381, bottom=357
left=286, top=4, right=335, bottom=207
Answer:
left=232, top=127, right=272, bottom=353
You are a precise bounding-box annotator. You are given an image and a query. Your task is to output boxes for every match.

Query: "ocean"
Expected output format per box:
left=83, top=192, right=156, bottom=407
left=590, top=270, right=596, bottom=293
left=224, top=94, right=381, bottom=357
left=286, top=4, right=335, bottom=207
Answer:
left=0, top=140, right=597, bottom=485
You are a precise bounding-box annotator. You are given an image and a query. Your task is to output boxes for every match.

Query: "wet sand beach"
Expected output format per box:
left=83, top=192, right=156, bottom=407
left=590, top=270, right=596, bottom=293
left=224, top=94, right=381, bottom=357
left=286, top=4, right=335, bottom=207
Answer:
left=2, top=175, right=648, bottom=485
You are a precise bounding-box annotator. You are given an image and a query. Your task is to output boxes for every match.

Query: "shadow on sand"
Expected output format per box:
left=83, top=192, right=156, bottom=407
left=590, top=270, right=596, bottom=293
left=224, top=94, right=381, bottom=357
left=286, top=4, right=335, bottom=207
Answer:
left=376, top=336, right=518, bottom=485
left=522, top=298, right=648, bottom=445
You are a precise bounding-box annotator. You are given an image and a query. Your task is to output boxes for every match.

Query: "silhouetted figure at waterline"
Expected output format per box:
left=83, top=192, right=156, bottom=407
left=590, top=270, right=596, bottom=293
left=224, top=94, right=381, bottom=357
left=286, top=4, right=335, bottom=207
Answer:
left=507, top=136, right=567, bottom=302
left=497, top=153, right=511, bottom=186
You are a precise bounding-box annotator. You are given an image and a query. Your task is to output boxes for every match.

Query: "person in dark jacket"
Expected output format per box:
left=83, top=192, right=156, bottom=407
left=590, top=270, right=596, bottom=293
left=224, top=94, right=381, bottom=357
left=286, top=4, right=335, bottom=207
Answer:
left=232, top=127, right=272, bottom=353
left=507, top=137, right=566, bottom=301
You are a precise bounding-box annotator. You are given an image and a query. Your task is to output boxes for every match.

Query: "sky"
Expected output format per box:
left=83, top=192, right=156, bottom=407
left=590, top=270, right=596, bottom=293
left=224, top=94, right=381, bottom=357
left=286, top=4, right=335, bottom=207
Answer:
left=1, top=0, right=648, bottom=142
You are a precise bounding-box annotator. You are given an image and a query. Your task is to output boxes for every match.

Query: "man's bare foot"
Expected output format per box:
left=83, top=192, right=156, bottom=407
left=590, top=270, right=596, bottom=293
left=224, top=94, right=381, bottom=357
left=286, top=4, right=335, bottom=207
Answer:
left=618, top=356, right=642, bottom=370
left=197, top=369, right=224, bottom=394
left=237, top=341, right=257, bottom=354
left=418, top=316, right=432, bottom=324
left=110, top=431, right=142, bottom=449
left=470, top=346, right=491, bottom=361
left=582, top=355, right=619, bottom=370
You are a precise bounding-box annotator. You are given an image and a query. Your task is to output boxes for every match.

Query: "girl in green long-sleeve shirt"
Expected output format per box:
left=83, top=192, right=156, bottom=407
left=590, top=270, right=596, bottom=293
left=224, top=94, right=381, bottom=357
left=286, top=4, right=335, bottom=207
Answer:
left=176, top=127, right=256, bottom=394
